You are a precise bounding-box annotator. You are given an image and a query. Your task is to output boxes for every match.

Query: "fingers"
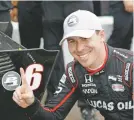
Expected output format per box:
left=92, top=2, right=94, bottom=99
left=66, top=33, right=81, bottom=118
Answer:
left=123, top=0, right=134, bottom=12
left=21, top=93, right=29, bottom=100
left=13, top=86, right=22, bottom=101
left=12, top=87, right=29, bottom=108
left=13, top=90, right=21, bottom=101
left=21, top=93, right=35, bottom=106
left=20, top=67, right=28, bottom=85
left=12, top=88, right=22, bottom=106
left=13, top=68, right=35, bottom=108
left=125, top=7, right=133, bottom=12
left=12, top=94, right=28, bottom=108
left=15, top=86, right=22, bottom=99
left=12, top=94, right=21, bottom=105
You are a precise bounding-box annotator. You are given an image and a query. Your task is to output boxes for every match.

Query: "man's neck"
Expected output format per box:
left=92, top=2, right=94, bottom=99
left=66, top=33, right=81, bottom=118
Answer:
left=88, top=43, right=107, bottom=71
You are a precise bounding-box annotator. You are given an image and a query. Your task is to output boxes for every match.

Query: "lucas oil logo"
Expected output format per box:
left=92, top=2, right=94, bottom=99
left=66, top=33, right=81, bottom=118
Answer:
left=87, top=100, right=133, bottom=111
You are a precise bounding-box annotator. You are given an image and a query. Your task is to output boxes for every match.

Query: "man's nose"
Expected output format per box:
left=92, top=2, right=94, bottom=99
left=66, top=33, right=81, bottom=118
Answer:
left=76, top=42, right=84, bottom=53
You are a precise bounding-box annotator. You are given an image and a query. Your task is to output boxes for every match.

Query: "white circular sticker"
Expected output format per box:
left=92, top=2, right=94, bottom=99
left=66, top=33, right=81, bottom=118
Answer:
left=2, top=71, right=21, bottom=91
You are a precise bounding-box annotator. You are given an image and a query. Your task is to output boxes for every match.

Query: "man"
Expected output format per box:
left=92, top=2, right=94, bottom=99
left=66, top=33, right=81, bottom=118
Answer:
left=18, top=2, right=96, bottom=120
left=107, top=0, right=133, bottom=50
left=12, top=10, right=133, bottom=120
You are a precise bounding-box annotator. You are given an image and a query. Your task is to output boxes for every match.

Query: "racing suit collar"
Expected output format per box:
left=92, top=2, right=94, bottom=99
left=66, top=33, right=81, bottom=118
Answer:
left=86, top=43, right=108, bottom=75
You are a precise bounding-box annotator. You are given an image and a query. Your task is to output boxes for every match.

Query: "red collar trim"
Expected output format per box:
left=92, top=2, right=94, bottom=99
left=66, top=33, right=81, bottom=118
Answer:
left=86, top=43, right=108, bottom=75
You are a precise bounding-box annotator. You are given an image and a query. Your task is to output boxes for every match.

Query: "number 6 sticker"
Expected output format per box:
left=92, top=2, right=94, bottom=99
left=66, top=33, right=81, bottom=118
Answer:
left=25, top=64, right=44, bottom=90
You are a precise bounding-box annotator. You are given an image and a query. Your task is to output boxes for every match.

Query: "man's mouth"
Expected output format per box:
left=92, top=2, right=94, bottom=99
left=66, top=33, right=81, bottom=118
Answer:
left=77, top=48, right=93, bottom=60
left=79, top=51, right=92, bottom=60
left=79, top=53, right=89, bottom=59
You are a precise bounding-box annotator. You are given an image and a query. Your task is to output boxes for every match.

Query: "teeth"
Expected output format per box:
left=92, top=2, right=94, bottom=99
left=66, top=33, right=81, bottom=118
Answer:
left=80, top=54, right=88, bottom=58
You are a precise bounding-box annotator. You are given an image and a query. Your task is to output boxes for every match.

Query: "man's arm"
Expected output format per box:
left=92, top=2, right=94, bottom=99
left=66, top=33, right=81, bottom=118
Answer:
left=13, top=68, right=79, bottom=120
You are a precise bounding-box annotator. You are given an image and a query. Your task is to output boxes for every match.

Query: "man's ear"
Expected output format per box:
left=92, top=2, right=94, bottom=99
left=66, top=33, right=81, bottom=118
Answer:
left=99, top=30, right=105, bottom=42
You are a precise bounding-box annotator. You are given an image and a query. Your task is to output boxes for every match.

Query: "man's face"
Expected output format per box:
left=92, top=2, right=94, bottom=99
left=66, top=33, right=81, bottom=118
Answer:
left=67, top=30, right=105, bottom=68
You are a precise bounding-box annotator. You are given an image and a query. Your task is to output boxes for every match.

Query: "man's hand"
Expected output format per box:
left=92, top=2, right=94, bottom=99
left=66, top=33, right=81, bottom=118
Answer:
left=12, top=68, right=35, bottom=108
left=123, top=0, right=134, bottom=13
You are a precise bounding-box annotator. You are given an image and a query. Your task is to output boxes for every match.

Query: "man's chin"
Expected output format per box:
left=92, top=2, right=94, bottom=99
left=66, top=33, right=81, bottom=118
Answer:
left=79, top=62, right=89, bottom=68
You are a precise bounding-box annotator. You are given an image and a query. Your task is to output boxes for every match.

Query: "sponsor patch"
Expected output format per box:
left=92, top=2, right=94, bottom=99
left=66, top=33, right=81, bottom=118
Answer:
left=108, top=75, right=117, bottom=81
left=112, top=84, right=125, bottom=92
left=2, top=71, right=21, bottom=91
left=67, top=15, right=78, bottom=27
left=60, top=74, right=66, bottom=84
left=85, top=74, right=93, bottom=83
left=68, top=67, right=75, bottom=83
left=124, top=63, right=130, bottom=81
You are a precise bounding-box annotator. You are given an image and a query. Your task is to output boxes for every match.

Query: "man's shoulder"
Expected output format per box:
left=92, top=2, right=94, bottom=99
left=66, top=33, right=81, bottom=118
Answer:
left=66, top=61, right=76, bottom=72
left=66, top=60, right=82, bottom=69
left=112, top=47, right=133, bottom=62
left=67, top=61, right=75, bottom=66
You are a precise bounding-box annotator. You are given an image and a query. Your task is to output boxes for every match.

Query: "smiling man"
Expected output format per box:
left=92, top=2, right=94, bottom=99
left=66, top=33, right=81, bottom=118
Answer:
left=13, top=10, right=133, bottom=120
left=60, top=10, right=105, bottom=70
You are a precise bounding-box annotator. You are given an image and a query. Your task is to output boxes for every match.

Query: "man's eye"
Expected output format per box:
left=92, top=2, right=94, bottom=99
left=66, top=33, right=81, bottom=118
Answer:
left=68, top=39, right=75, bottom=43
left=82, top=38, right=88, bottom=41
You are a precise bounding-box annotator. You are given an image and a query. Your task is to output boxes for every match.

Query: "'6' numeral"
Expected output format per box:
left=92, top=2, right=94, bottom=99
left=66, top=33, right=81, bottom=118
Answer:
left=25, top=64, right=44, bottom=90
